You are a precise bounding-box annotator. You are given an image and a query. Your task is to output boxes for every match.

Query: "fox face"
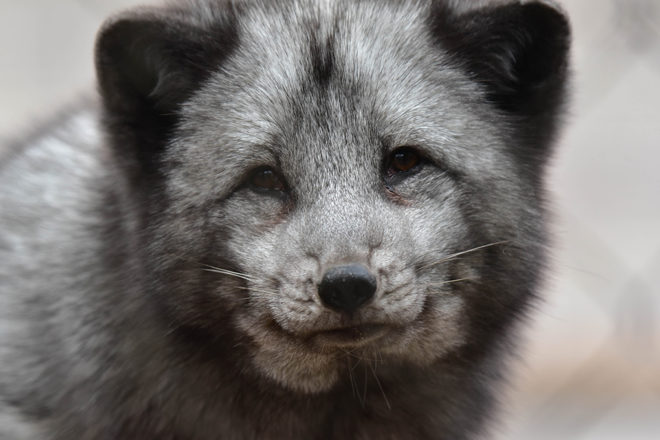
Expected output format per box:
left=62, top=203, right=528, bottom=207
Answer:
left=97, top=0, right=569, bottom=394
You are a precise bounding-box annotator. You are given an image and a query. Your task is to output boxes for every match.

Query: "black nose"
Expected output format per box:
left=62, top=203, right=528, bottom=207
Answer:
left=318, top=264, right=377, bottom=313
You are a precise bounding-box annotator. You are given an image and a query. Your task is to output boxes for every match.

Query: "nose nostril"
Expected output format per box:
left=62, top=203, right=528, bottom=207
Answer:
left=318, top=264, right=377, bottom=313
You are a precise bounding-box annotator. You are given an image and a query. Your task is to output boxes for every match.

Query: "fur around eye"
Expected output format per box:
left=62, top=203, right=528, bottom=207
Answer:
left=386, top=147, right=423, bottom=176
left=249, top=167, right=286, bottom=192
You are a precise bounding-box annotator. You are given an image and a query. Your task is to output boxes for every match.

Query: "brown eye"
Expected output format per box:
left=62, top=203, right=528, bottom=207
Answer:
left=388, top=147, right=421, bottom=174
left=249, top=167, right=285, bottom=192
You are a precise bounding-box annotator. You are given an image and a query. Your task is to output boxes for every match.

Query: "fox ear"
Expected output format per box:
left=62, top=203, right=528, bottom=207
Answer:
left=95, top=6, right=238, bottom=173
left=431, top=1, right=570, bottom=114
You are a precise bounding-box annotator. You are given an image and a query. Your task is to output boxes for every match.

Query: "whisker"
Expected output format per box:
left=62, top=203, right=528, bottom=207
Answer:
left=362, top=363, right=368, bottom=408
left=166, top=254, right=255, bottom=279
left=200, top=265, right=279, bottom=296
left=342, top=350, right=364, bottom=406
left=231, top=295, right=265, bottom=303
left=419, top=241, right=509, bottom=270
left=369, top=361, right=391, bottom=410
left=347, top=358, right=359, bottom=403
left=342, top=350, right=379, bottom=364
left=425, top=277, right=474, bottom=288
left=202, top=266, right=261, bottom=283
left=233, top=286, right=279, bottom=296
left=169, top=255, right=280, bottom=296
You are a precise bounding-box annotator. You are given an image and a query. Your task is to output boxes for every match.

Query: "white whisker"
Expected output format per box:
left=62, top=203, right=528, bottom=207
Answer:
left=202, top=266, right=260, bottom=283
left=362, top=363, right=368, bottom=408
left=425, top=277, right=474, bottom=288
left=369, top=361, right=391, bottom=410
left=419, top=241, right=509, bottom=270
left=347, top=358, right=358, bottom=402
left=233, top=286, right=279, bottom=296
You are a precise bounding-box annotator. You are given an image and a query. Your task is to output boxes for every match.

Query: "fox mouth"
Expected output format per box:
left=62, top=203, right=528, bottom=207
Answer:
left=305, top=324, right=393, bottom=349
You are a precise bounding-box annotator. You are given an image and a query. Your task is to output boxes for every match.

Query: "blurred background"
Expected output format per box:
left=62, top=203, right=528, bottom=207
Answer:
left=1, top=0, right=658, bottom=438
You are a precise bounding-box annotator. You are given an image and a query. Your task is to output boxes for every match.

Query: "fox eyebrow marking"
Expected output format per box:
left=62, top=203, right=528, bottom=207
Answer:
left=310, top=33, right=335, bottom=88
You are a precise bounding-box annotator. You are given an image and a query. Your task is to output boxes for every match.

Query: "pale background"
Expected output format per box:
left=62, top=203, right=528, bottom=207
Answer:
left=1, top=0, right=659, bottom=438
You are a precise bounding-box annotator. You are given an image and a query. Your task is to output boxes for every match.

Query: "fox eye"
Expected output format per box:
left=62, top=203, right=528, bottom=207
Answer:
left=249, top=167, right=286, bottom=192
left=387, top=147, right=421, bottom=175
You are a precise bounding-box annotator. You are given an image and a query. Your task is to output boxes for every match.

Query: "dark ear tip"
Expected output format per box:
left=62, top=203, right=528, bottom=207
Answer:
left=94, top=6, right=169, bottom=70
left=94, top=8, right=174, bottom=112
left=95, top=8, right=151, bottom=60
left=521, top=1, right=571, bottom=40
left=429, top=0, right=572, bottom=113
left=95, top=12, right=143, bottom=87
left=518, top=1, right=572, bottom=80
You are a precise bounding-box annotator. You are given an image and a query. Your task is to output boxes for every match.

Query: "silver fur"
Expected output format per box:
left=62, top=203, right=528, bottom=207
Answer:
left=0, top=0, right=570, bottom=438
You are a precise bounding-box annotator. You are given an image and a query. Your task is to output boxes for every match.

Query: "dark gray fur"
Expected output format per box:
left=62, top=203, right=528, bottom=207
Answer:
left=0, top=0, right=570, bottom=438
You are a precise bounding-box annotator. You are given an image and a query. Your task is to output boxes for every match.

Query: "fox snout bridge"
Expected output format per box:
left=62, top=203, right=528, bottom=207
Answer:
left=318, top=264, right=377, bottom=313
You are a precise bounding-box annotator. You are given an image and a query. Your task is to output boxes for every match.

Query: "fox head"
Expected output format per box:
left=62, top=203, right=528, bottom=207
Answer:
left=96, top=0, right=570, bottom=393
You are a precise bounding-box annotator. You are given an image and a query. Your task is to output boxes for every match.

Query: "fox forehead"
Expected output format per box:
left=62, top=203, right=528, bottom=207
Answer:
left=172, top=1, right=504, bottom=194
left=186, top=0, right=462, bottom=132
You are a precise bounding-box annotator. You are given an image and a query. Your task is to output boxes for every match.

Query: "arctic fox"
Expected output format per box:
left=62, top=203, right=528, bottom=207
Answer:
left=0, top=0, right=570, bottom=438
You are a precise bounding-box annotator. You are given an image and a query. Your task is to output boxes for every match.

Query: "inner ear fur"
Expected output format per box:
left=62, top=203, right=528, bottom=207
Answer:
left=95, top=5, right=238, bottom=174
left=430, top=0, right=571, bottom=115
